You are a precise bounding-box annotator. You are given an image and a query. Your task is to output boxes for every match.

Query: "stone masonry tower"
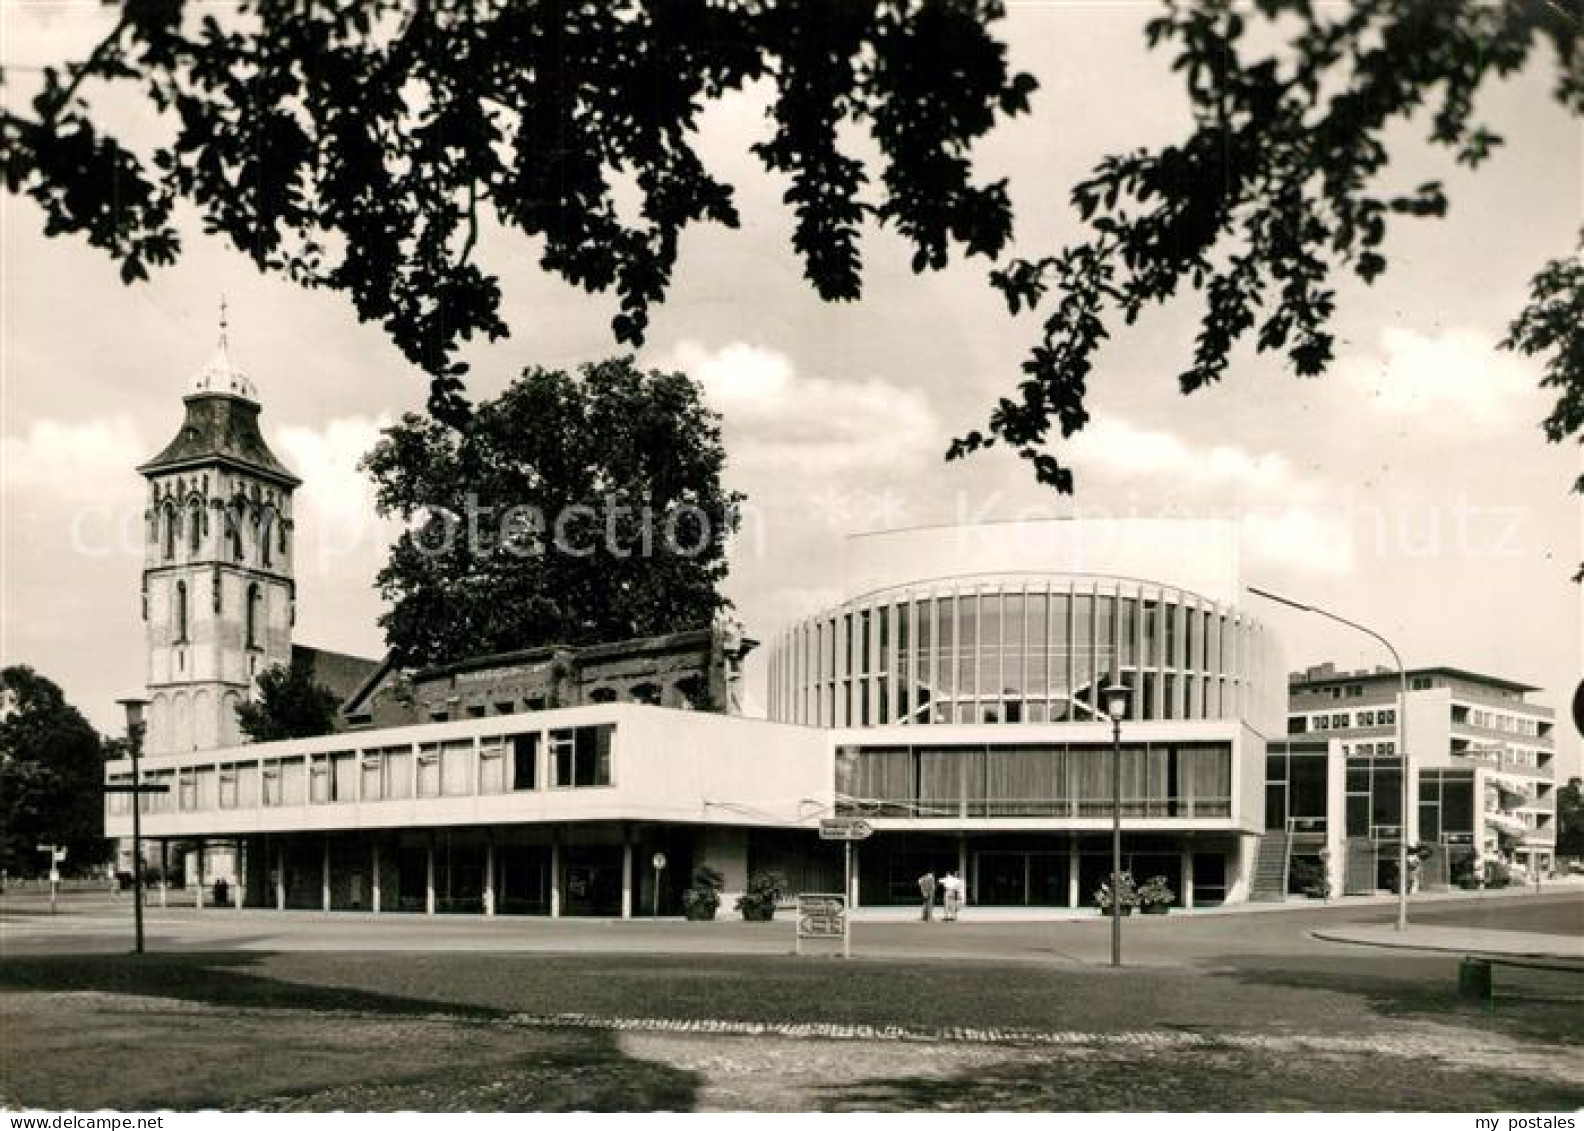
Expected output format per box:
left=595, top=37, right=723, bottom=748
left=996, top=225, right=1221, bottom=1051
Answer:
left=138, top=311, right=300, bottom=756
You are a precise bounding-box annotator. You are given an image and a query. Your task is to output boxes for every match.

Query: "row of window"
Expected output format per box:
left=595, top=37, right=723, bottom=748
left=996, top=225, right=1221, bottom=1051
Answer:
left=1458, top=707, right=1543, bottom=737
left=170, top=579, right=266, bottom=647
left=159, top=501, right=286, bottom=566
left=833, top=740, right=1234, bottom=819
left=774, top=587, right=1257, bottom=728
left=108, top=724, right=614, bottom=815
left=1342, top=741, right=1396, bottom=757
left=1290, top=708, right=1396, bottom=734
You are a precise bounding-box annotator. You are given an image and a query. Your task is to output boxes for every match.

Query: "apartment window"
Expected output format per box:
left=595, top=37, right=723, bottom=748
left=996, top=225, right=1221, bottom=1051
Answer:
left=416, top=747, right=441, bottom=797
left=309, top=757, right=331, bottom=803
left=1347, top=684, right=1363, bottom=697
left=1359, top=710, right=1374, bottom=727
left=361, top=752, right=384, bottom=801
left=1379, top=708, right=1395, bottom=725
left=218, top=767, right=238, bottom=809
left=551, top=724, right=613, bottom=788
left=479, top=738, right=506, bottom=794
left=384, top=747, right=412, bottom=799
left=1331, top=713, right=1349, bottom=728
left=262, top=764, right=282, bottom=807
left=1411, top=676, right=1432, bottom=690
left=510, top=733, right=539, bottom=790
left=1314, top=716, right=1330, bottom=731
left=440, top=740, right=473, bottom=796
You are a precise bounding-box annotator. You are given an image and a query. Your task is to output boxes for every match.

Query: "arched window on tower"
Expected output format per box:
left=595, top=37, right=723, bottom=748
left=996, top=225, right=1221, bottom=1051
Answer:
left=246, top=583, right=262, bottom=649
left=162, top=504, right=178, bottom=561
left=188, top=503, right=203, bottom=555
left=175, top=580, right=189, bottom=643
left=230, top=512, right=244, bottom=562
left=260, top=509, right=273, bottom=568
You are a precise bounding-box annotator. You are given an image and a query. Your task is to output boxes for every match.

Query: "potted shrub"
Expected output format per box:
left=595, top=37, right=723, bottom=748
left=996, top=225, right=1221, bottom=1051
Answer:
left=736, top=870, right=788, bottom=922
left=1138, top=875, right=1175, bottom=914
left=1094, top=871, right=1139, bottom=916
left=1290, top=857, right=1328, bottom=899
left=682, top=865, right=724, bottom=921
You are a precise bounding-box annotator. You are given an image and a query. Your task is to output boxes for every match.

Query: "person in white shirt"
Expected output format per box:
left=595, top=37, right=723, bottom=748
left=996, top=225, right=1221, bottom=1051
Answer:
left=942, top=870, right=964, bottom=921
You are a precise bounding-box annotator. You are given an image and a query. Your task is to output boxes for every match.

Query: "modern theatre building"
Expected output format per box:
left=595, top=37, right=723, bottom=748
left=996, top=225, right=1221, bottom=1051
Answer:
left=106, top=354, right=1549, bottom=916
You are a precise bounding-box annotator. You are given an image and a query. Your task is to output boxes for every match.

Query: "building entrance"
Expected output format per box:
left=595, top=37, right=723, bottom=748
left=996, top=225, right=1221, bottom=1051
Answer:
left=973, top=851, right=1069, bottom=906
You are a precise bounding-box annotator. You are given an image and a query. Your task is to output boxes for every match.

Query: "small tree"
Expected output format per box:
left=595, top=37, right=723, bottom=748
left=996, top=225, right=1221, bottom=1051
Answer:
left=235, top=659, right=341, bottom=742
left=1556, top=777, right=1584, bottom=859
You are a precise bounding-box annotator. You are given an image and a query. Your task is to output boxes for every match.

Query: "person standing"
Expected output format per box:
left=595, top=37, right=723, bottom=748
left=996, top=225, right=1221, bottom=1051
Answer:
left=917, top=870, right=937, bottom=922
left=942, top=870, right=962, bottom=921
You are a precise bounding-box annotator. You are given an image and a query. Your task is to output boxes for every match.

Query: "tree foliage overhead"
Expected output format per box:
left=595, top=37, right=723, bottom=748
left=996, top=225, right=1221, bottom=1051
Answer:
left=0, top=666, right=109, bottom=875
left=363, top=356, right=741, bottom=668
left=234, top=658, right=342, bottom=742
left=1, top=0, right=1034, bottom=427
left=950, top=0, right=1581, bottom=497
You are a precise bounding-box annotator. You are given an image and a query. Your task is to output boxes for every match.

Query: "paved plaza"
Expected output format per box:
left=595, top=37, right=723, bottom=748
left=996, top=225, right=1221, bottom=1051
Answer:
left=1, top=887, right=1579, bottom=1110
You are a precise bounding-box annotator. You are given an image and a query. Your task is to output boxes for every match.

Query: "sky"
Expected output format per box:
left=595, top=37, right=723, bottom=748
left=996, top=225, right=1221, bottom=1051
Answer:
left=2, top=2, right=1579, bottom=776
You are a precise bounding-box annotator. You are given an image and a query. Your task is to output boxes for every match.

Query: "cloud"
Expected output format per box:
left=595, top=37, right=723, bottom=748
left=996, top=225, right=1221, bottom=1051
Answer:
left=0, top=416, right=146, bottom=503
left=1066, top=415, right=1355, bottom=575
left=1069, top=416, right=1320, bottom=504
left=655, top=340, right=939, bottom=473
left=275, top=415, right=399, bottom=584
left=1335, top=326, right=1537, bottom=424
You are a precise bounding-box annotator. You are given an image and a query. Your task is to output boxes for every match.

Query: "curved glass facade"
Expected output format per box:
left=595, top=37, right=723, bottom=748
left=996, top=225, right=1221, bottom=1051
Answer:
left=767, top=575, right=1269, bottom=727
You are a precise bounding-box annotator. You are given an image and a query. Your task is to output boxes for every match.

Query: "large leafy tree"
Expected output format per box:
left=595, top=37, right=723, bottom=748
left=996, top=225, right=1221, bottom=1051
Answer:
left=950, top=0, right=1581, bottom=507
left=0, top=667, right=109, bottom=876
left=234, top=658, right=342, bottom=741
left=1, top=0, right=1032, bottom=427
left=363, top=356, right=741, bottom=668
left=5, top=1, right=1579, bottom=516
left=1557, top=777, right=1584, bottom=859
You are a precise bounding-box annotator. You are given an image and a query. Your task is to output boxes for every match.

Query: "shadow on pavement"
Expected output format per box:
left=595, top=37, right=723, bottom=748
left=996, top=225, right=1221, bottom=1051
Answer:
left=0, top=952, right=702, bottom=1111
left=1218, top=952, right=1584, bottom=1047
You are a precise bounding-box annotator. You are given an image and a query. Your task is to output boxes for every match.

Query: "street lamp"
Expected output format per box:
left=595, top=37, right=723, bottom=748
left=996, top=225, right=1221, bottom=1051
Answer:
left=1102, top=678, right=1132, bottom=967
left=115, top=696, right=150, bottom=954
left=1246, top=586, right=1410, bottom=932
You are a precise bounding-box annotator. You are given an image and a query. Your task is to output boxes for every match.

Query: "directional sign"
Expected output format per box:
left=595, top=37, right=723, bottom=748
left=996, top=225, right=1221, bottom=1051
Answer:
left=795, top=894, right=847, bottom=939
left=818, top=818, right=873, bottom=841
left=652, top=853, right=667, bottom=871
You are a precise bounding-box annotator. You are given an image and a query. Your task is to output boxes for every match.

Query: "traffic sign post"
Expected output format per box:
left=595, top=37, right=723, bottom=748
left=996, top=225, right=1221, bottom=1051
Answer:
left=34, top=844, right=64, bottom=915
left=651, top=852, right=666, bottom=918
left=818, top=818, right=872, bottom=925
left=794, top=893, right=849, bottom=959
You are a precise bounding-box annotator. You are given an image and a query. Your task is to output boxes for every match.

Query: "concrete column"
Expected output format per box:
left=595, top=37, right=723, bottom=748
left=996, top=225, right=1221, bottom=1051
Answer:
left=484, top=837, right=496, bottom=918
left=159, top=840, right=169, bottom=908
left=194, top=841, right=206, bottom=909
left=957, top=835, right=969, bottom=904
left=1067, top=835, right=1080, bottom=907
left=620, top=835, right=633, bottom=920
left=1180, top=847, right=1195, bottom=910
left=371, top=841, right=382, bottom=914
left=549, top=837, right=562, bottom=919
left=321, top=836, right=332, bottom=913
left=425, top=836, right=436, bottom=916
left=850, top=841, right=861, bottom=910
left=274, top=842, right=285, bottom=911
left=234, top=839, right=245, bottom=910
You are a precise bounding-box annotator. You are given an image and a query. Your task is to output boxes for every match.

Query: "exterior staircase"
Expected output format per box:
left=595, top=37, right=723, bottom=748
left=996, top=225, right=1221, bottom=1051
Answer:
left=1249, top=831, right=1290, bottom=902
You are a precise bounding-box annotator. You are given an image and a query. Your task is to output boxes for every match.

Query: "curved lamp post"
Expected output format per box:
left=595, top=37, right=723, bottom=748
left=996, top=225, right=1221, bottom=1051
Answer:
left=1102, top=678, right=1132, bottom=966
left=1247, top=587, right=1409, bottom=932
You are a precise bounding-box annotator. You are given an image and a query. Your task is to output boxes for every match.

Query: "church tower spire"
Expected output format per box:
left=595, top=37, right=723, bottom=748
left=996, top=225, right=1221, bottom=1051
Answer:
left=137, top=305, right=299, bottom=754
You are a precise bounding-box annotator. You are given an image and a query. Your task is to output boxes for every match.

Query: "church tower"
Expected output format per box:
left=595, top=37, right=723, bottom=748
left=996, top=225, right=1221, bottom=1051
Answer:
left=138, top=310, right=300, bottom=755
